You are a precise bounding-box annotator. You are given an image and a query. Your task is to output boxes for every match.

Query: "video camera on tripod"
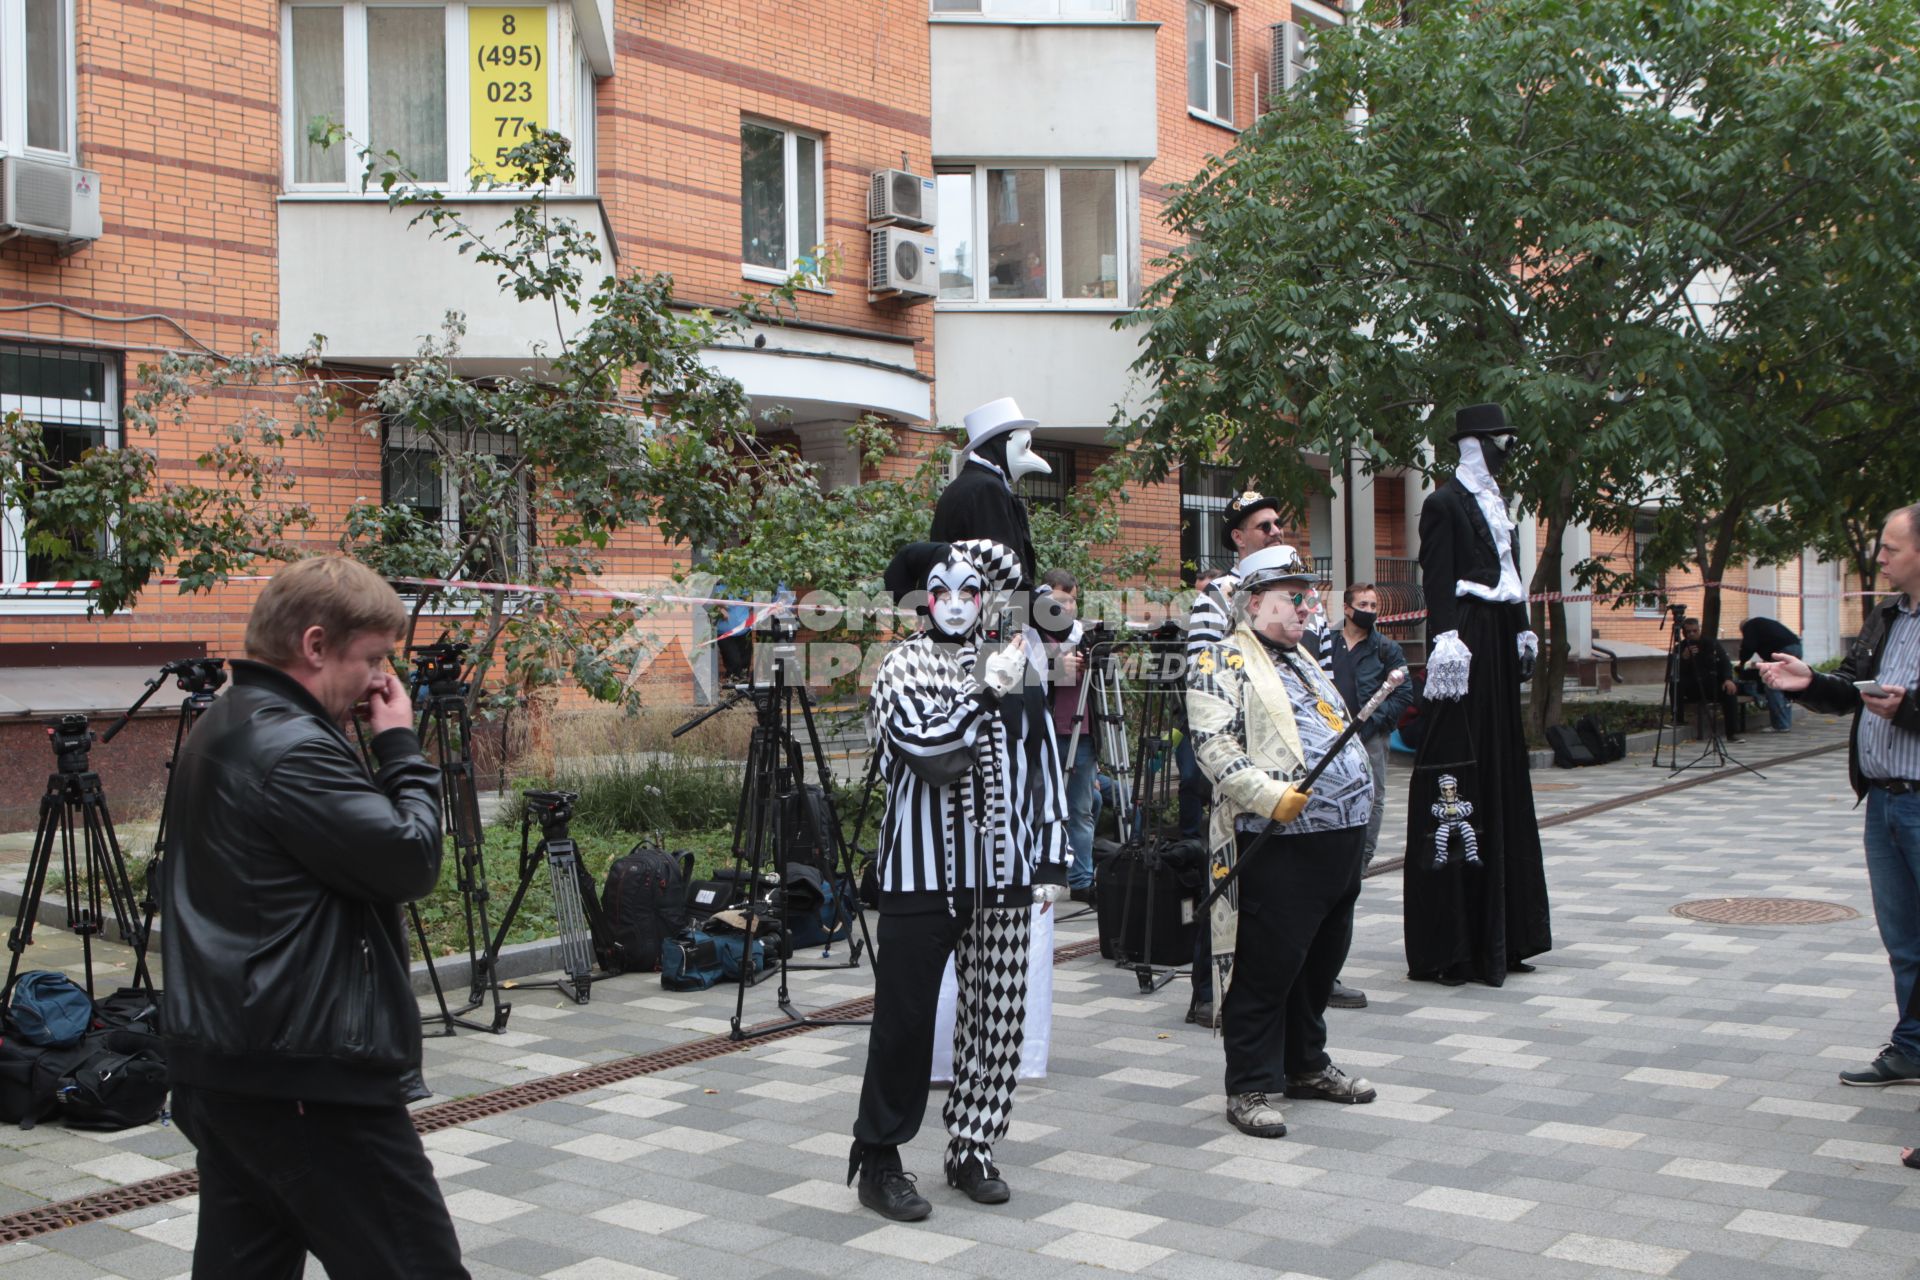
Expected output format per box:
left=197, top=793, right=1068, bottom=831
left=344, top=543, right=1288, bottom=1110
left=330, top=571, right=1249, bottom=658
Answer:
left=408, top=641, right=470, bottom=698
left=45, top=714, right=94, bottom=776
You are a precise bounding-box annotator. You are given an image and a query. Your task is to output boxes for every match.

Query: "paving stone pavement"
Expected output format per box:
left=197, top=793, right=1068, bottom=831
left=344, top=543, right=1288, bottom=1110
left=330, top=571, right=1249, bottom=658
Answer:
left=6, top=717, right=1916, bottom=1280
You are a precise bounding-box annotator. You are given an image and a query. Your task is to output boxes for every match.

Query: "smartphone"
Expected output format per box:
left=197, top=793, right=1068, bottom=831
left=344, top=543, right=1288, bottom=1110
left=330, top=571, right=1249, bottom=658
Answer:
left=1855, top=680, right=1901, bottom=697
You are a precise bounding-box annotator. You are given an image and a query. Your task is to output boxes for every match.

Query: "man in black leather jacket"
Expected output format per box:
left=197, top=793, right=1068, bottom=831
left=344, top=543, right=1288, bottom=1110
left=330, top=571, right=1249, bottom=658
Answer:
left=160, top=556, right=466, bottom=1279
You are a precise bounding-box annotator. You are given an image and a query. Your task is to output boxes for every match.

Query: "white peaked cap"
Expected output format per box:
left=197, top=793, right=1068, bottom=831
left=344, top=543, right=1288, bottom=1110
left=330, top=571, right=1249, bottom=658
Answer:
left=1235, top=544, right=1314, bottom=590
left=961, top=397, right=1039, bottom=449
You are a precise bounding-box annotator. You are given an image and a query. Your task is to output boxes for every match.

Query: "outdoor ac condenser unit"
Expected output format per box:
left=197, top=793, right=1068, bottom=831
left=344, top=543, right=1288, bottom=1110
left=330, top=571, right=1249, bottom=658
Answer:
left=0, top=157, right=103, bottom=249
left=1270, top=21, right=1311, bottom=104
left=868, top=168, right=936, bottom=230
left=869, top=227, right=937, bottom=302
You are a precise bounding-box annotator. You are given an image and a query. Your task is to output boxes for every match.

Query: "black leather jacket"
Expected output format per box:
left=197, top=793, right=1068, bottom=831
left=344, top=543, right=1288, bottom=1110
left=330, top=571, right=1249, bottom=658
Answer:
left=1794, top=594, right=1920, bottom=799
left=160, top=661, right=444, bottom=1104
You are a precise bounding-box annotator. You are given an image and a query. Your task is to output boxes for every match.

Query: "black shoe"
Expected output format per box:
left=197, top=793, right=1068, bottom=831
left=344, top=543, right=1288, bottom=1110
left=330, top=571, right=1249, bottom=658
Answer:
left=859, top=1166, right=932, bottom=1221
left=1327, top=979, right=1368, bottom=1009
left=946, top=1153, right=1010, bottom=1204
left=1069, top=885, right=1095, bottom=904
left=1508, top=960, right=1538, bottom=974
left=1840, top=1045, right=1920, bottom=1088
left=1186, top=998, right=1218, bottom=1028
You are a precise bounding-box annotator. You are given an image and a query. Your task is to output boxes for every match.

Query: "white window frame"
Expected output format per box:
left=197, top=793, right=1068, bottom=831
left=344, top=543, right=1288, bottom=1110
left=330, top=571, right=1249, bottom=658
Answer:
left=280, top=1, right=577, bottom=196
left=739, top=119, right=825, bottom=286
left=1187, top=0, right=1235, bottom=128
left=934, top=162, right=1131, bottom=311
left=929, top=1, right=1135, bottom=18
left=0, top=0, right=78, bottom=161
left=0, top=344, right=119, bottom=614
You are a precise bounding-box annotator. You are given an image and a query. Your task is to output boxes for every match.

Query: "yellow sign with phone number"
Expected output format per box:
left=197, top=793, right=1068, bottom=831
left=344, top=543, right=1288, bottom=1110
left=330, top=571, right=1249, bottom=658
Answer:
left=468, top=7, right=548, bottom=182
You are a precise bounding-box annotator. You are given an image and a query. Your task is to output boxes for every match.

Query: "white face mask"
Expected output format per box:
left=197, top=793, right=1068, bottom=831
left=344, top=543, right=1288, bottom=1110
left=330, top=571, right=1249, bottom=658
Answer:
left=1004, top=428, right=1051, bottom=483
left=927, top=559, right=984, bottom=638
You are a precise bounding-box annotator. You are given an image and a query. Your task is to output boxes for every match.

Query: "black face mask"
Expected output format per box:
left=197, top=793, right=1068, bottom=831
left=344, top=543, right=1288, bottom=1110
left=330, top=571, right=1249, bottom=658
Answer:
left=1350, top=609, right=1377, bottom=631
left=1479, top=433, right=1515, bottom=476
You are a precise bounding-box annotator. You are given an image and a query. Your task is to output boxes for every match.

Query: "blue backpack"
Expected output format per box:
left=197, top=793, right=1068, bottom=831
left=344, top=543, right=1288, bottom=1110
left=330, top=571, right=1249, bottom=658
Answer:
left=660, top=928, right=765, bottom=991
left=7, top=973, right=94, bottom=1048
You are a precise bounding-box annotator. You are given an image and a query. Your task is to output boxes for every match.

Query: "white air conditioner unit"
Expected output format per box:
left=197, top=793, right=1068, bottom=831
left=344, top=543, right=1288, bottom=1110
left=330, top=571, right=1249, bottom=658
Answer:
left=0, top=157, right=103, bottom=248
left=870, top=227, right=937, bottom=302
left=868, top=168, right=936, bottom=230
left=1269, top=21, right=1311, bottom=105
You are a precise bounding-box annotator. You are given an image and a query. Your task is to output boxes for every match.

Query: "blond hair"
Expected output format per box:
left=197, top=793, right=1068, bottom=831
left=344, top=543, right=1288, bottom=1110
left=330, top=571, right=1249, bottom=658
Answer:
left=245, top=556, right=407, bottom=666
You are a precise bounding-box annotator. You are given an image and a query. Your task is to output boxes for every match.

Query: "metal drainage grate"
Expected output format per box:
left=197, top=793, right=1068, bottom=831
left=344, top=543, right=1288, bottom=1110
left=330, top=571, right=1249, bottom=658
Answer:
left=1671, top=897, right=1861, bottom=926
left=0, top=933, right=1112, bottom=1245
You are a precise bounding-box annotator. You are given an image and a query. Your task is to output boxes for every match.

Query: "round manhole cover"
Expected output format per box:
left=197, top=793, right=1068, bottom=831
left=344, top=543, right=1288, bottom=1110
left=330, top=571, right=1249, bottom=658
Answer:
left=1670, top=897, right=1860, bottom=926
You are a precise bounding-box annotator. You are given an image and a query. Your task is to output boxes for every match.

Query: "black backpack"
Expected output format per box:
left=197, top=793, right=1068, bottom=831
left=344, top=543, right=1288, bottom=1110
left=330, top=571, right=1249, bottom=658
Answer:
left=0, top=1026, right=167, bottom=1131
left=599, top=846, right=694, bottom=973
left=1574, top=714, right=1627, bottom=762
left=1545, top=724, right=1599, bottom=768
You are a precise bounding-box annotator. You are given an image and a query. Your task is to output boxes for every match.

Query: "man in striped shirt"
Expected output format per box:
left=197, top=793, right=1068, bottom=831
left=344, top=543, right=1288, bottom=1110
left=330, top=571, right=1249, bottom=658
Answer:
left=1760, top=503, right=1920, bottom=1088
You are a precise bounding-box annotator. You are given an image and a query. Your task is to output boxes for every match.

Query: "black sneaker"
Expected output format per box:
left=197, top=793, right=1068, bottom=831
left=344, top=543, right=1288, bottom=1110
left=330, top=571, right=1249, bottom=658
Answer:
left=858, top=1166, right=931, bottom=1221
left=1839, top=1045, right=1920, bottom=1087
left=945, top=1153, right=1010, bottom=1205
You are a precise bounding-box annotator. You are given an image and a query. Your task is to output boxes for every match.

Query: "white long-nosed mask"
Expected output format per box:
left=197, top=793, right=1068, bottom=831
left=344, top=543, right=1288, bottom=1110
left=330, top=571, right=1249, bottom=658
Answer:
left=927, top=555, right=985, bottom=640
left=1004, top=428, right=1052, bottom=483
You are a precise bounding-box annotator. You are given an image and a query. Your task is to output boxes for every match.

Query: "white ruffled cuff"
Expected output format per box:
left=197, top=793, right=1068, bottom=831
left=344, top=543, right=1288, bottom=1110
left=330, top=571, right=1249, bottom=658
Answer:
left=1426, top=630, right=1472, bottom=701
left=1517, top=630, right=1539, bottom=661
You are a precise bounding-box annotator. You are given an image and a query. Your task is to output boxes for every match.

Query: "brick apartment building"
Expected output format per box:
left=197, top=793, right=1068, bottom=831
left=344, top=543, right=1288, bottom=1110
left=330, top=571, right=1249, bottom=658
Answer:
left=0, top=1, right=1860, bottom=815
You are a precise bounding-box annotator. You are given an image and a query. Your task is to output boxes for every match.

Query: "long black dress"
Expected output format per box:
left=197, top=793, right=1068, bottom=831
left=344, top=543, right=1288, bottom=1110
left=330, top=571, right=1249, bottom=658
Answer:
left=1403, top=480, right=1552, bottom=985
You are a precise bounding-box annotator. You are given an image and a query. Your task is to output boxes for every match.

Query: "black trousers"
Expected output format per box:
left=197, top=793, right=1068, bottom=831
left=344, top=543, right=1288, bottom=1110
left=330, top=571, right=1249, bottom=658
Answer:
left=1221, top=825, right=1365, bottom=1096
left=173, top=1085, right=469, bottom=1280
left=853, top=904, right=1029, bottom=1160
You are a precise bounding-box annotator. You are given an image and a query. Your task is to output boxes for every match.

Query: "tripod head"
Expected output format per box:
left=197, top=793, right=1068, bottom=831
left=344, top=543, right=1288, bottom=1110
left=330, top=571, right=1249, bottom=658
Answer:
left=408, top=641, right=471, bottom=702
left=45, top=714, right=95, bottom=776
left=523, top=789, right=577, bottom=839
left=101, top=656, right=228, bottom=744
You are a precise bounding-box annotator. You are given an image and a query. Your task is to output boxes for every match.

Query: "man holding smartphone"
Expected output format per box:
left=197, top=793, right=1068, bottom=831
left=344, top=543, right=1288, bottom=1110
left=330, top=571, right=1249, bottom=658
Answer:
left=1760, top=503, right=1920, bottom=1088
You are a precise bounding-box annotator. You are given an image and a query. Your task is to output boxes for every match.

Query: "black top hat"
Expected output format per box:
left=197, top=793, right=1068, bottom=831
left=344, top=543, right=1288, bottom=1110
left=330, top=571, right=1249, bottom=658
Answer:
left=1220, top=489, right=1283, bottom=549
left=1449, top=402, right=1513, bottom=442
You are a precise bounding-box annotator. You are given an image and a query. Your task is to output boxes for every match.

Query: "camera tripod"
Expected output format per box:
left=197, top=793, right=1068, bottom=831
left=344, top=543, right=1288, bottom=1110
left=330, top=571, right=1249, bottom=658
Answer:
left=408, top=642, right=510, bottom=1035
left=488, top=791, right=616, bottom=1005
left=673, top=616, right=874, bottom=1041
left=1652, top=605, right=1763, bottom=780
left=3, top=717, right=148, bottom=1001
left=1099, top=630, right=1200, bottom=993
left=1063, top=625, right=1138, bottom=853
left=101, top=657, right=228, bottom=991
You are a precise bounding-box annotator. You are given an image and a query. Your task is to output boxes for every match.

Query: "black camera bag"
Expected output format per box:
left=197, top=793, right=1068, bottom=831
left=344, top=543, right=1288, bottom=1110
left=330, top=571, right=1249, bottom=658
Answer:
left=599, top=846, right=695, bottom=973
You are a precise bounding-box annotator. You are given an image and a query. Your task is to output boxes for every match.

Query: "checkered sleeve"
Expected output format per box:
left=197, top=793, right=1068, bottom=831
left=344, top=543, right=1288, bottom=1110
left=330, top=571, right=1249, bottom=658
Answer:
left=1185, top=642, right=1290, bottom=821
left=871, top=647, right=991, bottom=786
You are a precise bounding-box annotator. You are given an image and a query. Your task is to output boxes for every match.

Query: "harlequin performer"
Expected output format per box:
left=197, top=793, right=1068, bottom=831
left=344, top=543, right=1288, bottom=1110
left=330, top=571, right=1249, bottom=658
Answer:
left=847, top=539, right=1070, bottom=1223
left=1403, top=402, right=1552, bottom=986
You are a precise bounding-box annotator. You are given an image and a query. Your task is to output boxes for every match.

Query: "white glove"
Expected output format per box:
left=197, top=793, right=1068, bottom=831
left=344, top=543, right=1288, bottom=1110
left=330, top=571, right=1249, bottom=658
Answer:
left=980, top=643, right=1027, bottom=697
left=1426, top=630, right=1472, bottom=701
left=1517, top=630, right=1539, bottom=680
left=1031, top=882, right=1067, bottom=905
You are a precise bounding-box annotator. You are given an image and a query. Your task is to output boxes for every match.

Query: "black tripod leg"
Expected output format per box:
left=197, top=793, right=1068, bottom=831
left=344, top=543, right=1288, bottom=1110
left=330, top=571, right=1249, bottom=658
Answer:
left=411, top=903, right=461, bottom=1037
left=5, top=789, right=65, bottom=999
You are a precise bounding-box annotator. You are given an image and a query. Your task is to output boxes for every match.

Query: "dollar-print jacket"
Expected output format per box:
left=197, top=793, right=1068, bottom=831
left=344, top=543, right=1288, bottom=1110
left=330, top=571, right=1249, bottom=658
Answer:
left=1185, top=625, right=1359, bottom=999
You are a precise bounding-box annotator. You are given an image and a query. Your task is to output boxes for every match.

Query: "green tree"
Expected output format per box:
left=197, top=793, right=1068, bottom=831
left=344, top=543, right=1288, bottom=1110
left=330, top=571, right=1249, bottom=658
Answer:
left=1119, top=0, right=1920, bottom=729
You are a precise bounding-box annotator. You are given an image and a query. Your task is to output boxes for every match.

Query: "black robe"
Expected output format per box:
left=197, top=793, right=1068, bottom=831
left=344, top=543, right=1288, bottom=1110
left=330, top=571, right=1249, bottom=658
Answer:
left=932, top=461, right=1037, bottom=588
left=1402, top=478, right=1552, bottom=985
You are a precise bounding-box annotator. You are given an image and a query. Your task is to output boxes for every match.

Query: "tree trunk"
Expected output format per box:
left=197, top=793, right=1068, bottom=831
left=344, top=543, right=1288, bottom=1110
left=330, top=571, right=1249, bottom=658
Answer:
left=1528, top=507, right=1569, bottom=738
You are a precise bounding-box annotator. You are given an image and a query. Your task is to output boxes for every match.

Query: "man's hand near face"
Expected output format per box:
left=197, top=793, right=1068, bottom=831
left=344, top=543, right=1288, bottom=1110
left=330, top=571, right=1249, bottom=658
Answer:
left=363, top=671, right=414, bottom=736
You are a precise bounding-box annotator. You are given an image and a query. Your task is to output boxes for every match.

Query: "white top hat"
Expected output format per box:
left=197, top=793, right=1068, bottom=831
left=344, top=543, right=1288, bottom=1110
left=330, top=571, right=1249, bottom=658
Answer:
left=961, top=397, right=1039, bottom=451
left=1235, top=544, right=1314, bottom=590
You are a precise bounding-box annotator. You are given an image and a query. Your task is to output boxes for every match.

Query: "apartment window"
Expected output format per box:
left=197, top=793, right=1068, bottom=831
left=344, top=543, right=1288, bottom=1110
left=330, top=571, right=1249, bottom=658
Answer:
left=1180, top=466, right=1237, bottom=581
left=740, top=121, right=823, bottom=282
left=1020, top=446, right=1074, bottom=514
left=381, top=419, right=529, bottom=580
left=0, top=0, right=74, bottom=159
left=1187, top=1, right=1234, bottom=125
left=1632, top=510, right=1664, bottom=617
left=936, top=164, right=1126, bottom=306
left=283, top=4, right=589, bottom=192
left=931, top=1, right=1131, bottom=15
left=0, top=345, right=118, bottom=591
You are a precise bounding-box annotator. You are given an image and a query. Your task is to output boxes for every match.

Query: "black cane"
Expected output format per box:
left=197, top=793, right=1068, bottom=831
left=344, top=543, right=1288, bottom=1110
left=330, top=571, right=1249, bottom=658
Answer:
left=1194, top=666, right=1408, bottom=916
